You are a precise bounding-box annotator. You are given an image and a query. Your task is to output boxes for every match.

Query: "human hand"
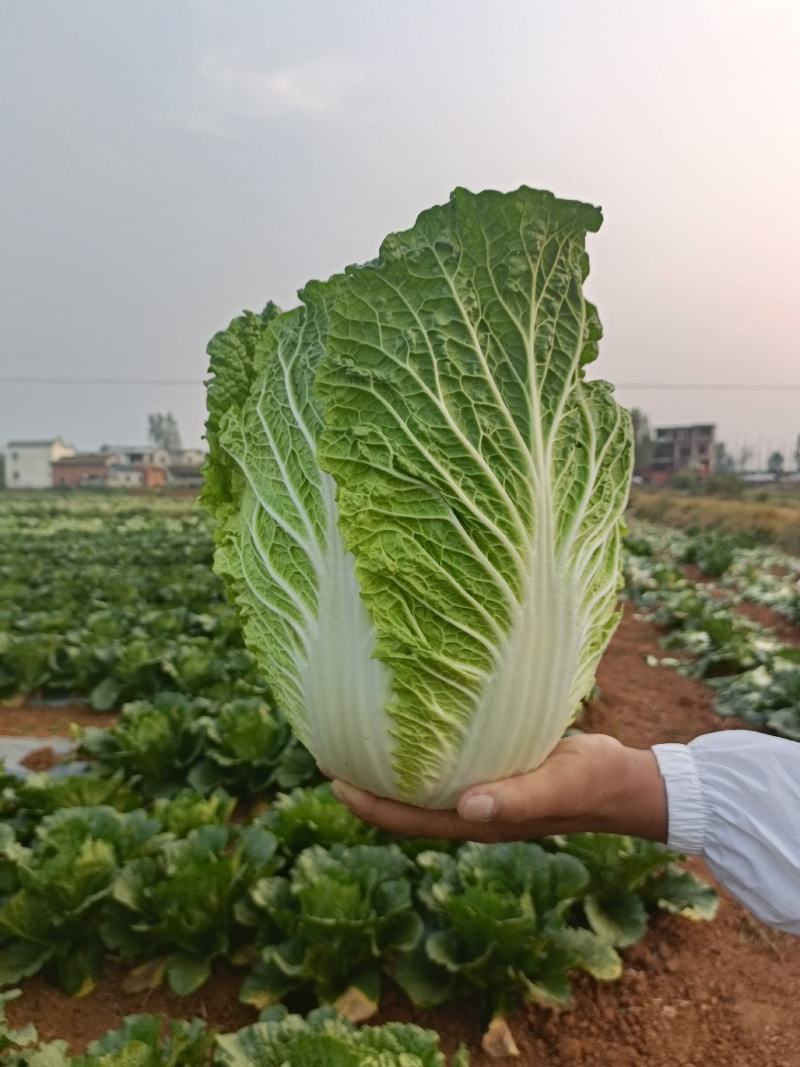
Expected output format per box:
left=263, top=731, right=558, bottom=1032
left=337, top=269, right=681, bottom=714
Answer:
left=330, top=733, right=667, bottom=843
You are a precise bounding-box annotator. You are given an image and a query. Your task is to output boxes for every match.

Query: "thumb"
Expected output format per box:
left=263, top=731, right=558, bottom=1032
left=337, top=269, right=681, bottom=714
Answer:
left=456, top=762, right=559, bottom=824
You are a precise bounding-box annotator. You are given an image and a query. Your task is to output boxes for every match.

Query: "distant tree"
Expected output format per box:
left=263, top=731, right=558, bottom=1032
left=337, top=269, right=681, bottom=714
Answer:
left=148, top=412, right=182, bottom=454
left=737, top=445, right=754, bottom=473
left=713, top=441, right=736, bottom=474
left=630, top=407, right=655, bottom=476
left=794, top=433, right=800, bottom=473
left=767, top=450, right=785, bottom=480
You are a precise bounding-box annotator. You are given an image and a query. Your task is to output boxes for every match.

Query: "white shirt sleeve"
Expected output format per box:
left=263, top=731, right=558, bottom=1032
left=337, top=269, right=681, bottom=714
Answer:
left=652, top=730, right=800, bottom=935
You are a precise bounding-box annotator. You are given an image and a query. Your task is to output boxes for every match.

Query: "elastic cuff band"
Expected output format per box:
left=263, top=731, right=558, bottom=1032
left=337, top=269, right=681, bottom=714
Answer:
left=651, top=742, right=708, bottom=855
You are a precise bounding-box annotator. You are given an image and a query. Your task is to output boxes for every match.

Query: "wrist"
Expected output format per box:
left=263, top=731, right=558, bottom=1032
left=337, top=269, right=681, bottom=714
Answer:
left=595, top=746, right=668, bottom=841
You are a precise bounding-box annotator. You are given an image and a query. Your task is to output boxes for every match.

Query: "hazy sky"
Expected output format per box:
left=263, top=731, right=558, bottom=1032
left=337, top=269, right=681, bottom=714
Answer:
left=2, top=1, right=799, bottom=464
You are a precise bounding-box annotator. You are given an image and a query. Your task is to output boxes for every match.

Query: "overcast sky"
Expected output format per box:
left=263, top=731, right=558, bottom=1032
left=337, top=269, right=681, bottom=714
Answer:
left=2, top=1, right=799, bottom=465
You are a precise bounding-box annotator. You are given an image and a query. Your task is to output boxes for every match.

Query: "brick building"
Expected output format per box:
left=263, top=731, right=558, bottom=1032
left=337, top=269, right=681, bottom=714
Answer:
left=648, top=424, right=716, bottom=484
left=51, top=453, right=120, bottom=488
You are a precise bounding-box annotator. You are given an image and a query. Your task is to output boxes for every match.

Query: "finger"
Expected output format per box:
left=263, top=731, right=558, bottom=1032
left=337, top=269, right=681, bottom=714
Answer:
left=457, top=760, right=561, bottom=825
left=331, top=779, right=487, bottom=839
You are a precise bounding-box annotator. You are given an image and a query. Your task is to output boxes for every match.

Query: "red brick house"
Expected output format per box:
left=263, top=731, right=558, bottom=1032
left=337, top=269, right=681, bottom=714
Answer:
left=51, top=453, right=120, bottom=488
left=140, top=464, right=167, bottom=489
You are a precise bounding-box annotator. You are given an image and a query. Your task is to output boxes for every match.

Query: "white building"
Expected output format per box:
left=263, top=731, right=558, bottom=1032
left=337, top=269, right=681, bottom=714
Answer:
left=100, top=445, right=170, bottom=468
left=173, top=448, right=206, bottom=467
left=4, top=438, right=75, bottom=489
left=107, top=464, right=144, bottom=489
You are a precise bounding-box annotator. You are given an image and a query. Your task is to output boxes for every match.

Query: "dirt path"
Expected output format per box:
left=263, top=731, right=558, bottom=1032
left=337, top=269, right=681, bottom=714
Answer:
left=0, top=702, right=116, bottom=737
left=5, top=608, right=800, bottom=1065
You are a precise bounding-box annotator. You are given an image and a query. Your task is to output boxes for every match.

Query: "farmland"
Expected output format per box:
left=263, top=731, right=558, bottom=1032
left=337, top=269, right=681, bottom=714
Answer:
left=1, top=493, right=799, bottom=1066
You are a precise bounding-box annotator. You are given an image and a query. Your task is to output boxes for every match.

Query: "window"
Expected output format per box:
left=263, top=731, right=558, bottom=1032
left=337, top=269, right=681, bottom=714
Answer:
left=13, top=470, right=19, bottom=480
left=11, top=451, right=18, bottom=461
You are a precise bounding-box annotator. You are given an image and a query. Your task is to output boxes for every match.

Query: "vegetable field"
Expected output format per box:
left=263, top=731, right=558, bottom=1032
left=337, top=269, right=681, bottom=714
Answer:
left=1, top=494, right=799, bottom=1066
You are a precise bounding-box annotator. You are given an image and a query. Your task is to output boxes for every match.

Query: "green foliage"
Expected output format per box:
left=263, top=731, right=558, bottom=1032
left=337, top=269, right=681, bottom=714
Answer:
left=77, top=694, right=320, bottom=800
left=75, top=1014, right=213, bottom=1067
left=102, top=825, right=279, bottom=995
left=0, top=807, right=159, bottom=994
left=4, top=773, right=140, bottom=845
left=78, top=693, right=210, bottom=796
left=187, top=700, right=317, bottom=797
left=257, top=783, right=378, bottom=857
left=554, top=833, right=717, bottom=945
left=714, top=658, right=800, bottom=740
left=152, top=790, right=237, bottom=837
left=625, top=520, right=800, bottom=740
left=0, top=1000, right=467, bottom=1067
left=0, top=497, right=265, bottom=706
left=215, top=1006, right=468, bottom=1067
left=239, top=844, right=422, bottom=1011
left=395, top=843, right=620, bottom=1018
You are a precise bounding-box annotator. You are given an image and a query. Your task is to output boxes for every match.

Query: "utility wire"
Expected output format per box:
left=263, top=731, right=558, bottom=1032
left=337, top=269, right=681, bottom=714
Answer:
left=1, top=375, right=800, bottom=391
left=0, top=376, right=204, bottom=386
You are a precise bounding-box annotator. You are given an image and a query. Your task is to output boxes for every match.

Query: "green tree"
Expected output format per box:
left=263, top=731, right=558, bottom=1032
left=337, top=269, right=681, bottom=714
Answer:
left=713, top=441, right=736, bottom=474
left=767, top=450, right=785, bottom=480
left=794, top=433, right=800, bottom=473
left=737, top=446, right=753, bottom=473
left=148, top=412, right=182, bottom=454
left=630, top=407, right=654, bottom=476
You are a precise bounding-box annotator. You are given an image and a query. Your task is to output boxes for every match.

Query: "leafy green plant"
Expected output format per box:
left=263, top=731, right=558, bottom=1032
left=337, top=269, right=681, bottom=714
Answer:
left=553, top=833, right=717, bottom=946
left=239, top=844, right=422, bottom=1018
left=5, top=773, right=141, bottom=844
left=187, top=700, right=318, bottom=796
left=152, top=789, right=237, bottom=837
left=203, top=186, right=633, bottom=807
left=78, top=693, right=209, bottom=795
left=215, top=1006, right=468, bottom=1067
left=102, top=824, right=279, bottom=995
left=0, top=497, right=267, bottom=706
left=394, top=843, right=620, bottom=1053
left=0, top=807, right=159, bottom=994
left=257, top=783, right=377, bottom=856
left=74, top=1014, right=213, bottom=1067
left=714, top=658, right=800, bottom=740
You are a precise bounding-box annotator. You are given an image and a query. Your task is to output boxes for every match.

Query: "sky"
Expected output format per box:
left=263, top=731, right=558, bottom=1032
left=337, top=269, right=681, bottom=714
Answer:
left=1, top=0, right=799, bottom=466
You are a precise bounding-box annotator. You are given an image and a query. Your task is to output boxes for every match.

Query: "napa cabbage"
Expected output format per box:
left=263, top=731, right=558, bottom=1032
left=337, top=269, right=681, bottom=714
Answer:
left=203, top=186, right=632, bottom=807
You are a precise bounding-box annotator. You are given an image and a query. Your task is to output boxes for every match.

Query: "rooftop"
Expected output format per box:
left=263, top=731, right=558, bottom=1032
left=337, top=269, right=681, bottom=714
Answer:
left=52, top=453, right=117, bottom=466
left=6, top=438, right=68, bottom=448
left=100, top=444, right=165, bottom=453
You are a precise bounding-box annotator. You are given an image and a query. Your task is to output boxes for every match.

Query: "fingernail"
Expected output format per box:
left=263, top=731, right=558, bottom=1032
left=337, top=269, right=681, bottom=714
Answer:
left=459, top=793, right=496, bottom=822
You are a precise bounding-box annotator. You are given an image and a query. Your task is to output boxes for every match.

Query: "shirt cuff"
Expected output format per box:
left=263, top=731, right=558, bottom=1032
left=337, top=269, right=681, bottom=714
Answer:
left=651, top=742, right=709, bottom=855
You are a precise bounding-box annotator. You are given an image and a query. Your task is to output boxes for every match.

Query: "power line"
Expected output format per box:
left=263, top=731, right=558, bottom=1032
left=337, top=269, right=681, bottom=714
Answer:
left=613, top=382, right=800, bottom=391
left=0, top=376, right=205, bottom=386
left=2, top=375, right=800, bottom=391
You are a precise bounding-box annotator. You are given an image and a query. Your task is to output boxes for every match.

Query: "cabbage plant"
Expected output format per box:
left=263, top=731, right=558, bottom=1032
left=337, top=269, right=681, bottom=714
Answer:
left=204, top=186, right=632, bottom=806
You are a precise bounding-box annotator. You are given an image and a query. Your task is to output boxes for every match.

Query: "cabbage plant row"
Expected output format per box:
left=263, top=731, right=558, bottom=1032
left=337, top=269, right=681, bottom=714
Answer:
left=3, top=995, right=469, bottom=1067
left=0, top=499, right=259, bottom=708
left=624, top=525, right=800, bottom=739
left=0, top=771, right=716, bottom=1054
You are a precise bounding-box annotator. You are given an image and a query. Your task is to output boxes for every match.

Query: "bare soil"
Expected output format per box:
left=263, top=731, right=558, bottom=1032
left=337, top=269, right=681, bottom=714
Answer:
left=4, top=607, right=800, bottom=1065
left=731, top=600, right=800, bottom=649
left=0, top=702, right=116, bottom=737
